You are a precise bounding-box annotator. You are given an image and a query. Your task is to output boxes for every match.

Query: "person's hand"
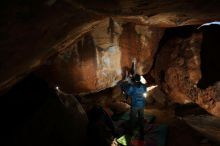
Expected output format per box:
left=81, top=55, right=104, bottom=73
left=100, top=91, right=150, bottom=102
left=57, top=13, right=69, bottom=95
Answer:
left=132, top=58, right=136, bottom=64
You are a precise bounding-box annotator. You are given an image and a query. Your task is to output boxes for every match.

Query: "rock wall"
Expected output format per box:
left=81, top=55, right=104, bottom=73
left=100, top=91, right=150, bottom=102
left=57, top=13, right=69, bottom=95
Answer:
left=0, top=0, right=104, bottom=94
left=153, top=30, right=220, bottom=117
left=40, top=18, right=164, bottom=94
left=1, top=0, right=220, bottom=95
left=2, top=0, right=220, bottom=117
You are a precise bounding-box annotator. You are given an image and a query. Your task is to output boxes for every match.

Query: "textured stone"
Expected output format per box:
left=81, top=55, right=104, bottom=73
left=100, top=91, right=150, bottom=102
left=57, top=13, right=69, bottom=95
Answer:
left=154, top=33, right=202, bottom=103
left=2, top=0, right=220, bottom=94
left=39, top=19, right=163, bottom=94
left=2, top=0, right=220, bottom=117
left=154, top=31, right=220, bottom=117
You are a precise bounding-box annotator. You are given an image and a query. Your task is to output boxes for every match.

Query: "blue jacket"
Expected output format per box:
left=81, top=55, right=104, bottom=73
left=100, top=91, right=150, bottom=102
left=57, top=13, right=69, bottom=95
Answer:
left=121, top=82, right=147, bottom=108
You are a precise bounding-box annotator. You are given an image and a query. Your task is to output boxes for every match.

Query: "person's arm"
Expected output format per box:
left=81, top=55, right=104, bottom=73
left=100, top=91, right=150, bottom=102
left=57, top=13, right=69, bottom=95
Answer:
left=120, top=82, right=128, bottom=100
left=120, top=82, right=134, bottom=100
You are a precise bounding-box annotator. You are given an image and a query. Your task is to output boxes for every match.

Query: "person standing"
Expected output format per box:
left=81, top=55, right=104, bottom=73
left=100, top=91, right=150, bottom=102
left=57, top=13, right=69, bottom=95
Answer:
left=120, top=74, right=147, bottom=140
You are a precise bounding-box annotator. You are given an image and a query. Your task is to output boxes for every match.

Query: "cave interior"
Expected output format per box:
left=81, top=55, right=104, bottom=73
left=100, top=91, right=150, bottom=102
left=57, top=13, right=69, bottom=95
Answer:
left=1, top=0, right=220, bottom=146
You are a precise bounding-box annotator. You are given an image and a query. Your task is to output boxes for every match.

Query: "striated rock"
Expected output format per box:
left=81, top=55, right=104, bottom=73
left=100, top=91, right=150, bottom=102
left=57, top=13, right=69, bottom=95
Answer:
left=38, top=18, right=164, bottom=94
left=119, top=22, right=164, bottom=75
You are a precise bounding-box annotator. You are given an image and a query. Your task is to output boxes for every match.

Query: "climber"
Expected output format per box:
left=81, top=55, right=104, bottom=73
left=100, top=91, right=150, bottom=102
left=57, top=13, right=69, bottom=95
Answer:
left=119, top=74, right=147, bottom=140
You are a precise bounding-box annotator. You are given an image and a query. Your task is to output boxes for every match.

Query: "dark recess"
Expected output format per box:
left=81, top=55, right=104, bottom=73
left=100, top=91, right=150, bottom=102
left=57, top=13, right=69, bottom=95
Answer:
left=0, top=74, right=84, bottom=146
left=197, top=24, right=220, bottom=89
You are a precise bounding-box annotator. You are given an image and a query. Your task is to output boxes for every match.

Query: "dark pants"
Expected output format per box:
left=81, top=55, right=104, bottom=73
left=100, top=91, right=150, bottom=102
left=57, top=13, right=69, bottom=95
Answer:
left=129, top=107, right=145, bottom=139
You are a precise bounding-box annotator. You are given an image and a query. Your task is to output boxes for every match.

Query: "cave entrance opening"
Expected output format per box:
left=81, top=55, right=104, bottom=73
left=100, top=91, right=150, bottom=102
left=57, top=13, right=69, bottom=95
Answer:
left=197, top=23, right=220, bottom=89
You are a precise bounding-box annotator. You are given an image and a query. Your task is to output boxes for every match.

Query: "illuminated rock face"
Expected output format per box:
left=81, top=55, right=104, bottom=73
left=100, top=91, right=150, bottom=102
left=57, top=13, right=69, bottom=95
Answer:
left=119, top=22, right=164, bottom=75
left=153, top=30, right=220, bottom=117
left=41, top=19, right=163, bottom=94
left=154, top=32, right=202, bottom=104
left=2, top=0, right=220, bottom=117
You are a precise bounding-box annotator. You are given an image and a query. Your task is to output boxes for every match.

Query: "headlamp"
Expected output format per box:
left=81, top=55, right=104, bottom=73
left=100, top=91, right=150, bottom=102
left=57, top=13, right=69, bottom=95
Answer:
left=143, top=92, right=147, bottom=98
left=140, top=76, right=146, bottom=84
